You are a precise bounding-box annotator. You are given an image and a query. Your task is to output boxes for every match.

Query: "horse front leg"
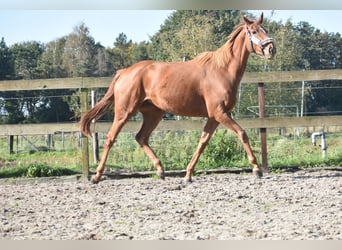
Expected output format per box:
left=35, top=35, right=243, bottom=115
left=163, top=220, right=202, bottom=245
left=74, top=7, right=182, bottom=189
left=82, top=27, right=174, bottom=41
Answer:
left=185, top=119, right=219, bottom=183
left=216, top=112, right=263, bottom=178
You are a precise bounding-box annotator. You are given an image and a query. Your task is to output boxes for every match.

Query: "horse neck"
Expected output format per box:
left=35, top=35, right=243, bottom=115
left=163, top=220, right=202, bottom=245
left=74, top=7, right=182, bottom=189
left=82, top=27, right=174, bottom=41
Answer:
left=227, top=30, right=250, bottom=80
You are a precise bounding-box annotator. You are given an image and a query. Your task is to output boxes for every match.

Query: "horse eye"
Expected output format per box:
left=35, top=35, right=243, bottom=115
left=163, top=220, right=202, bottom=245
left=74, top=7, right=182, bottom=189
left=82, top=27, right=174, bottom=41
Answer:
left=252, top=30, right=257, bottom=35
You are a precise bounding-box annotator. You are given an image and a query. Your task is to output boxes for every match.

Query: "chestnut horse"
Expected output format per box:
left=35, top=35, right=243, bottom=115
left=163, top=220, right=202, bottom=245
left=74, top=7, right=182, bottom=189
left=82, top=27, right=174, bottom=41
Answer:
left=80, top=13, right=276, bottom=183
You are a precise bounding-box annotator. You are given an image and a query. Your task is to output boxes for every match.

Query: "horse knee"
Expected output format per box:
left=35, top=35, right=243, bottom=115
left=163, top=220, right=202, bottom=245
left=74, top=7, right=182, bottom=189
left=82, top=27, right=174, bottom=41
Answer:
left=104, top=135, right=116, bottom=148
left=199, top=131, right=211, bottom=146
left=238, top=130, right=249, bottom=143
left=135, top=133, right=146, bottom=146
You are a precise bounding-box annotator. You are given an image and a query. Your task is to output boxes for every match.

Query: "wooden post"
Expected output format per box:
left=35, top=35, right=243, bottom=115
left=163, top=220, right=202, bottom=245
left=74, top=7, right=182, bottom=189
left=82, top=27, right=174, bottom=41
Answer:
left=81, top=88, right=89, bottom=180
left=16, top=135, right=18, bottom=153
left=258, top=82, right=268, bottom=172
left=61, top=131, right=65, bottom=150
left=91, top=90, right=99, bottom=163
left=8, top=135, right=14, bottom=154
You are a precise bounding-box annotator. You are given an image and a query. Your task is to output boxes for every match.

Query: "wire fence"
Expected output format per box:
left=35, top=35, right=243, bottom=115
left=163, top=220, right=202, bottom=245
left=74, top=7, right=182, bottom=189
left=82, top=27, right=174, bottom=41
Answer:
left=1, top=124, right=341, bottom=173
left=0, top=73, right=341, bottom=173
left=1, top=82, right=342, bottom=155
left=1, top=80, right=342, bottom=120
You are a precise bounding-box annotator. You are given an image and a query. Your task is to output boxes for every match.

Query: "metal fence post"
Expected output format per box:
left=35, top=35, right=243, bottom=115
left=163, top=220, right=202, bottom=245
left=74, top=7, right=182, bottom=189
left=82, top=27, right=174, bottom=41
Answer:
left=80, top=88, right=89, bottom=180
left=258, top=82, right=268, bottom=172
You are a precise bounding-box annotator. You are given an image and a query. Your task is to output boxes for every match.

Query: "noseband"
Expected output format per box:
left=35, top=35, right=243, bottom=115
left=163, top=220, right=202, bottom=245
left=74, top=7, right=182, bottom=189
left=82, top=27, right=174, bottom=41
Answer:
left=245, top=27, right=274, bottom=55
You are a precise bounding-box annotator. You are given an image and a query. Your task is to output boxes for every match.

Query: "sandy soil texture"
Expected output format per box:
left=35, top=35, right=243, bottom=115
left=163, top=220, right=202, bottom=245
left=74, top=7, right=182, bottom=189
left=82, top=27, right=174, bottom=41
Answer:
left=1, top=170, right=341, bottom=240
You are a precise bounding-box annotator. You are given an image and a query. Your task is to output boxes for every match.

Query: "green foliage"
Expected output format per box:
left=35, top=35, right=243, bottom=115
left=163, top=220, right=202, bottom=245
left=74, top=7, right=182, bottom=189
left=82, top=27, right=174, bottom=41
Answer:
left=103, top=130, right=342, bottom=174
left=267, top=134, right=342, bottom=170
left=0, top=162, right=80, bottom=179
left=102, top=130, right=252, bottom=172
left=62, top=23, right=97, bottom=77
left=0, top=37, right=14, bottom=80
left=151, top=10, right=242, bottom=61
left=37, top=37, right=67, bottom=78
left=198, top=130, right=245, bottom=169
left=0, top=145, right=82, bottom=179
left=0, top=131, right=341, bottom=179
left=25, top=163, right=61, bottom=177
left=10, top=41, right=44, bottom=80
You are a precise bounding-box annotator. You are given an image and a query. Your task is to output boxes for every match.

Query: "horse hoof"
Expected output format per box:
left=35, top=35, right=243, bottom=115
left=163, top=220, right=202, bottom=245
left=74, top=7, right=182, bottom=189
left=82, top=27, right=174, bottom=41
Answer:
left=184, top=177, right=193, bottom=184
left=91, top=175, right=100, bottom=184
left=91, top=175, right=107, bottom=184
left=253, top=168, right=263, bottom=178
left=157, top=170, right=165, bottom=180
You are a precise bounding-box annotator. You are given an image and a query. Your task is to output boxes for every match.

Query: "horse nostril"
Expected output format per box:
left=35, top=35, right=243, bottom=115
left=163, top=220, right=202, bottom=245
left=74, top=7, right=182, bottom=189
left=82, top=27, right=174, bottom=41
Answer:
left=269, top=45, right=275, bottom=55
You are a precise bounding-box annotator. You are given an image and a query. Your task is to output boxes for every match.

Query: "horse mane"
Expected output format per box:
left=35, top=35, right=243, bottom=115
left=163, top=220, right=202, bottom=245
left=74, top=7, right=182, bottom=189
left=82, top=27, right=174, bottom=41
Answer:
left=192, top=23, right=245, bottom=68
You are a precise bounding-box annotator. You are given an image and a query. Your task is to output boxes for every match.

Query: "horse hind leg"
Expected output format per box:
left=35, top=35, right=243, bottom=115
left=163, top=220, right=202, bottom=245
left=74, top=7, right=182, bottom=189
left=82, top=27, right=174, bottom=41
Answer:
left=91, top=115, right=129, bottom=183
left=184, top=119, right=219, bottom=183
left=92, top=99, right=142, bottom=183
left=136, top=104, right=165, bottom=179
left=91, top=76, right=145, bottom=183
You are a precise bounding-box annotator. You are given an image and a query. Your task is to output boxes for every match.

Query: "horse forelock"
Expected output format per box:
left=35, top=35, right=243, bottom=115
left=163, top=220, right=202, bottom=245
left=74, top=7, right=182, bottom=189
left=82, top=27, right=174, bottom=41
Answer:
left=193, top=24, right=245, bottom=68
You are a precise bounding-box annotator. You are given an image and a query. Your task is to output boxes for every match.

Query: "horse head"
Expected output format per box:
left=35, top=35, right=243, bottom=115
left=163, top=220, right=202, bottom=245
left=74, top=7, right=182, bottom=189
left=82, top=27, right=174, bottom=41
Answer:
left=242, top=13, right=276, bottom=60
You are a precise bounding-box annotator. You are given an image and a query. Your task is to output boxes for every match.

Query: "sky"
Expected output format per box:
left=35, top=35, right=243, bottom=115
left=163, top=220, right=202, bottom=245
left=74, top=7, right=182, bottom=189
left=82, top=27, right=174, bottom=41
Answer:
left=0, top=10, right=174, bottom=47
left=251, top=10, right=342, bottom=34
left=1, top=10, right=342, bottom=48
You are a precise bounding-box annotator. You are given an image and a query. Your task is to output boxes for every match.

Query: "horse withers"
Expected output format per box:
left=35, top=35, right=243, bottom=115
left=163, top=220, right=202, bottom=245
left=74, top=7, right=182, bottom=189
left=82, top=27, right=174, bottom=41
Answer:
left=80, top=13, right=276, bottom=184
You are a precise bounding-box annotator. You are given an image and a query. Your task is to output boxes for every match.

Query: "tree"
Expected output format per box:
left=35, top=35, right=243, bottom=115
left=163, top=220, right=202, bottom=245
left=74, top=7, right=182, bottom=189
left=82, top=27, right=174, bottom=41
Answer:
left=105, top=33, right=152, bottom=74
left=10, top=41, right=44, bottom=80
left=38, top=37, right=67, bottom=78
left=0, top=38, right=14, bottom=80
left=62, top=23, right=97, bottom=77
left=332, top=32, right=342, bottom=68
left=0, top=38, right=15, bottom=123
left=94, top=43, right=109, bottom=77
left=295, top=23, right=342, bottom=116
left=150, top=10, right=246, bottom=62
left=1, top=41, right=44, bottom=124
left=131, top=41, right=151, bottom=62
left=1, top=37, right=79, bottom=124
left=161, top=14, right=214, bottom=61
left=106, top=32, right=133, bottom=71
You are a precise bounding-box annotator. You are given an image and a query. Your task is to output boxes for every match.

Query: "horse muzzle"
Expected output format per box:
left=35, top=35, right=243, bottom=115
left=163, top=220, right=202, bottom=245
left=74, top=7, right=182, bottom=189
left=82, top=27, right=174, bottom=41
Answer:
left=262, top=42, right=276, bottom=60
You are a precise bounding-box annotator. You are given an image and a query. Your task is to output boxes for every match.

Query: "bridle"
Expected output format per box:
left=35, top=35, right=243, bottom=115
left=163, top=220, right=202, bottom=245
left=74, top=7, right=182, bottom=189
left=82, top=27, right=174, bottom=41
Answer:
left=245, top=27, right=274, bottom=55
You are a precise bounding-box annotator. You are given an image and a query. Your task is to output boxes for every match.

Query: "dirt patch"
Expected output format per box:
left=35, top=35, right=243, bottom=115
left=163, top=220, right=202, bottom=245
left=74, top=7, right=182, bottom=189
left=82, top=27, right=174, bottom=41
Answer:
left=1, top=170, right=341, bottom=239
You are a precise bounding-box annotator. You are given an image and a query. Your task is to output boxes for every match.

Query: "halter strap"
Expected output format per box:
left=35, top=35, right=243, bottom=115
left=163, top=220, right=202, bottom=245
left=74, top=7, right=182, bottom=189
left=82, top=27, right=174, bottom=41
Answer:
left=245, top=27, right=274, bottom=54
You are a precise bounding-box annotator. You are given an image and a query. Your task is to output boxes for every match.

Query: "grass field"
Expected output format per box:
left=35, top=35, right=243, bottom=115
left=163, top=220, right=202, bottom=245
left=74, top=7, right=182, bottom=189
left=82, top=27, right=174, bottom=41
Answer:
left=0, top=129, right=341, bottom=179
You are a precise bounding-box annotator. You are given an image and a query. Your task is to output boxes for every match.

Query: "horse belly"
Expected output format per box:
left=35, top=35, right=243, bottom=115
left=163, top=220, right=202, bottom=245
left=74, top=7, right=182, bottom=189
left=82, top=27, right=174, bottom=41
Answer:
left=152, top=91, right=208, bottom=117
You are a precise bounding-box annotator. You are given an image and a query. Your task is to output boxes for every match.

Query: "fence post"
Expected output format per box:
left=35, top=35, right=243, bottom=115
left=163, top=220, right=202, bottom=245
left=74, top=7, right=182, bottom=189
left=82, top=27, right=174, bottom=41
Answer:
left=91, top=90, right=99, bottom=163
left=8, top=135, right=14, bottom=154
left=258, top=82, right=268, bottom=172
left=80, top=88, right=89, bottom=180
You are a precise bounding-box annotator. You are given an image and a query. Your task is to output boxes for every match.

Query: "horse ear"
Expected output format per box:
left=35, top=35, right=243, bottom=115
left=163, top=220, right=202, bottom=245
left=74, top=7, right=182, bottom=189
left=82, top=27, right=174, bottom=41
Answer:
left=256, top=12, right=264, bottom=24
left=241, top=14, right=253, bottom=25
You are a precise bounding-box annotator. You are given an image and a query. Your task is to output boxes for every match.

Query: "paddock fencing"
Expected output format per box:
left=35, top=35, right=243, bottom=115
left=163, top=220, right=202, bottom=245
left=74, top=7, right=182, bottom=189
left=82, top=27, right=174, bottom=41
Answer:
left=1, top=69, right=342, bottom=178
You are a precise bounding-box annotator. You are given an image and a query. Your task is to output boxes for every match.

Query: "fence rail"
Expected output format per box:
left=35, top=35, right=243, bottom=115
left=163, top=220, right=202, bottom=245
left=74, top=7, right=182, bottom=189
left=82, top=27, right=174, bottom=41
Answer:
left=1, top=69, right=342, bottom=91
left=0, top=116, right=341, bottom=136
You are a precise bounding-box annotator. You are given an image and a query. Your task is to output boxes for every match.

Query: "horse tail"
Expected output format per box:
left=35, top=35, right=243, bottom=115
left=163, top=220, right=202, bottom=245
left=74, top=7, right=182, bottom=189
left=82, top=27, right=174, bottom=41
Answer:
left=80, top=72, right=121, bottom=137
